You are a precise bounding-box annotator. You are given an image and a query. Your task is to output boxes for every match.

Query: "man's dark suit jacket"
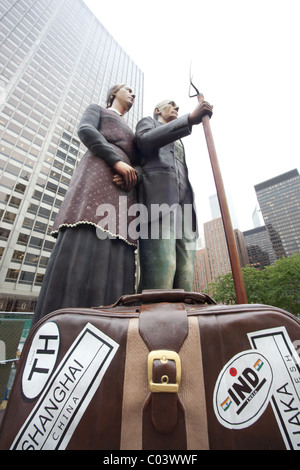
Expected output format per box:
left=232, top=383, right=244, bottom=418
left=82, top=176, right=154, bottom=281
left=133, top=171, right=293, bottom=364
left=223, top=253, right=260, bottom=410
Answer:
left=135, top=114, right=195, bottom=215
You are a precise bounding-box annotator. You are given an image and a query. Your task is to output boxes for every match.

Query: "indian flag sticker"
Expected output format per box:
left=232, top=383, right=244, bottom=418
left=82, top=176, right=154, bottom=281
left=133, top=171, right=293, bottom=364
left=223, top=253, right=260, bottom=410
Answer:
left=254, top=358, right=264, bottom=371
left=213, top=350, right=274, bottom=429
left=220, top=397, right=232, bottom=412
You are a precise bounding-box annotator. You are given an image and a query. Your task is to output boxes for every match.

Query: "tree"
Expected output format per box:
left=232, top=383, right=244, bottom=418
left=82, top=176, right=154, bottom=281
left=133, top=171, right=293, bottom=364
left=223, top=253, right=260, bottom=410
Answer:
left=209, top=271, right=236, bottom=305
left=209, top=252, right=300, bottom=315
left=264, top=253, right=300, bottom=314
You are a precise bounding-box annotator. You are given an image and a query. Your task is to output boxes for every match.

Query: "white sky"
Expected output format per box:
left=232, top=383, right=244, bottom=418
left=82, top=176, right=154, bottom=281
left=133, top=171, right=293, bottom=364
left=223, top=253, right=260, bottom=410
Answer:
left=83, top=0, right=300, bottom=234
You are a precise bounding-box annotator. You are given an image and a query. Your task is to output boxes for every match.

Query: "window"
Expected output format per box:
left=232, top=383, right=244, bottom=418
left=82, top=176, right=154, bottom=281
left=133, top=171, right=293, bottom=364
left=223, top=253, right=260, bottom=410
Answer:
left=0, top=228, right=10, bottom=240
left=57, top=186, right=67, bottom=196
left=5, top=162, right=21, bottom=177
left=8, top=147, right=23, bottom=164
left=38, top=207, right=51, bottom=219
left=56, top=150, right=66, bottom=160
left=46, top=181, right=58, bottom=193
left=69, top=147, right=79, bottom=156
left=44, top=240, right=55, bottom=251
left=61, top=175, right=71, bottom=185
left=11, top=250, right=24, bottom=263
left=0, top=175, right=15, bottom=190
left=67, top=155, right=76, bottom=165
left=34, top=220, right=47, bottom=233
left=39, top=256, right=49, bottom=267
left=64, top=165, right=73, bottom=177
left=54, top=198, right=62, bottom=209
left=23, top=217, right=34, bottom=229
left=19, top=271, right=35, bottom=285
left=50, top=170, right=60, bottom=181
left=24, top=253, right=39, bottom=266
left=28, top=203, right=38, bottom=214
left=32, top=190, right=42, bottom=200
left=29, top=236, right=43, bottom=248
left=3, top=211, right=16, bottom=223
left=9, top=196, right=22, bottom=208
left=62, top=132, right=72, bottom=141
left=15, top=182, right=26, bottom=194
left=35, top=273, right=44, bottom=286
left=42, top=193, right=54, bottom=205
left=5, top=268, right=20, bottom=282
left=17, top=233, right=29, bottom=246
left=54, top=159, right=63, bottom=170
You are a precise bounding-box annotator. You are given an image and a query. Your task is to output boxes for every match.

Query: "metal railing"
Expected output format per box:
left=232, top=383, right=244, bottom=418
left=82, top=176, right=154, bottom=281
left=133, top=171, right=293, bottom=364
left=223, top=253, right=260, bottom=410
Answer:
left=0, top=312, right=33, bottom=404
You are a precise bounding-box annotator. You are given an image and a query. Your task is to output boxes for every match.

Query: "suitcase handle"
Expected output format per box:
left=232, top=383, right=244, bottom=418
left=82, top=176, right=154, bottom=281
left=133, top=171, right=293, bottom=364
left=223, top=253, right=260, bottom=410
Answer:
left=114, top=289, right=217, bottom=306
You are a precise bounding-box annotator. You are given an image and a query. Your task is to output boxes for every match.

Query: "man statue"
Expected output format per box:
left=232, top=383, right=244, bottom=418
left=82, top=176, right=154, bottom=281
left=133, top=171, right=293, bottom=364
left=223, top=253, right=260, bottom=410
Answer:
left=135, top=98, right=213, bottom=292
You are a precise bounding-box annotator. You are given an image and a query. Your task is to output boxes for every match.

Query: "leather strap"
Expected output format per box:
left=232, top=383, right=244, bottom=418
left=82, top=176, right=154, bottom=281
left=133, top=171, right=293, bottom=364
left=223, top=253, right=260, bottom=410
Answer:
left=178, top=316, right=209, bottom=449
left=120, top=318, right=150, bottom=450
left=139, top=301, right=188, bottom=434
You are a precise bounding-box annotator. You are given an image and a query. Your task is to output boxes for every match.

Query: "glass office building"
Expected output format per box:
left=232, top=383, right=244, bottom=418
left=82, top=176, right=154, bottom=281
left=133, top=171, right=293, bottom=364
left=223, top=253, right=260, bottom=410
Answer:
left=254, top=169, right=300, bottom=259
left=0, top=0, right=144, bottom=312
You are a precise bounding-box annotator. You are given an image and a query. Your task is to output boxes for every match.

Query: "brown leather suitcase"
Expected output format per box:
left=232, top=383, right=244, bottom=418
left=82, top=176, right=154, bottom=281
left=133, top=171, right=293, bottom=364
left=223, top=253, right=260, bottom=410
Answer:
left=0, top=289, right=299, bottom=451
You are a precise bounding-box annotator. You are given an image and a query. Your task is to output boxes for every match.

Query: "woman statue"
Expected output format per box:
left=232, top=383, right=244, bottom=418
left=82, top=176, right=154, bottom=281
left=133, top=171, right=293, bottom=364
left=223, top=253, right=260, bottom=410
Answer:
left=31, top=84, right=138, bottom=327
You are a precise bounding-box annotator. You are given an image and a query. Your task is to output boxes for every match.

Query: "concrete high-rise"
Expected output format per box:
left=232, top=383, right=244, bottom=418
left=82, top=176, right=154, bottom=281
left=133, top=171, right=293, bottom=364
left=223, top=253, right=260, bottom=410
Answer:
left=0, top=0, right=144, bottom=312
left=254, top=169, right=300, bottom=259
left=204, top=217, right=231, bottom=282
left=193, top=248, right=212, bottom=293
left=193, top=218, right=248, bottom=292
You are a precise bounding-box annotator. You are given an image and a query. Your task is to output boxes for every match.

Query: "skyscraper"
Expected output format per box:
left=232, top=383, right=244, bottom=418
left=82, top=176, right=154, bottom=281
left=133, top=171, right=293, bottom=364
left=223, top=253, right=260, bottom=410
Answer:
left=254, top=169, right=300, bottom=259
left=193, top=248, right=212, bottom=293
left=252, top=205, right=263, bottom=228
left=204, top=217, right=231, bottom=282
left=0, top=0, right=144, bottom=312
left=199, top=217, right=248, bottom=288
left=243, top=226, right=276, bottom=269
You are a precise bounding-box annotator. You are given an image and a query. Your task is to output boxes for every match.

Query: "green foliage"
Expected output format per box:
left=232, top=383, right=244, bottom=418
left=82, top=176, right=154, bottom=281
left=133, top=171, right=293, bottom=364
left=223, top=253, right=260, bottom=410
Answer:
left=209, top=252, right=300, bottom=315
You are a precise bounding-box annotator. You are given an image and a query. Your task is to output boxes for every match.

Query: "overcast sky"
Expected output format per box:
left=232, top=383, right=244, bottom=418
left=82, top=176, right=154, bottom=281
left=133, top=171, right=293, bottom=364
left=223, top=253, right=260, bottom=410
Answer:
left=83, top=0, right=300, bottom=235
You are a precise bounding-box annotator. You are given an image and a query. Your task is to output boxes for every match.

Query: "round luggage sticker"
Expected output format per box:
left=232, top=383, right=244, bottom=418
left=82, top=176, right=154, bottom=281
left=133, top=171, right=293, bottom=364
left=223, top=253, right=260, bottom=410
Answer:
left=213, top=350, right=274, bottom=429
left=22, top=321, right=60, bottom=400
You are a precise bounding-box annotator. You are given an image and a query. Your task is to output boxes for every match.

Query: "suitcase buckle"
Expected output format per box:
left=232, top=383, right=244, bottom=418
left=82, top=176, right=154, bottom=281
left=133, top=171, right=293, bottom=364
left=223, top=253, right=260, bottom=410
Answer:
left=148, top=350, right=181, bottom=393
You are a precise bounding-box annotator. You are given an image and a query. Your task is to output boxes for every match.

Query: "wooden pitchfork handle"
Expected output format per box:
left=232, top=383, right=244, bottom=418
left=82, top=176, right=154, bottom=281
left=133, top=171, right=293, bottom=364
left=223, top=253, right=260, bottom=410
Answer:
left=190, top=81, right=248, bottom=304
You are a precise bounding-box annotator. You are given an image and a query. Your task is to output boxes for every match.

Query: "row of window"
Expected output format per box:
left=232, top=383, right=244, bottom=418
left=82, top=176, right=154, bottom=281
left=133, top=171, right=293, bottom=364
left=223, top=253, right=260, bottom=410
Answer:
left=0, top=210, right=56, bottom=231
left=0, top=172, right=66, bottom=205
left=5, top=268, right=44, bottom=286
left=0, top=227, right=55, bottom=252
left=8, top=249, right=48, bottom=268
left=1, top=127, right=80, bottom=160
left=0, top=243, right=49, bottom=268
left=0, top=0, right=50, bottom=27
left=0, top=152, right=76, bottom=197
